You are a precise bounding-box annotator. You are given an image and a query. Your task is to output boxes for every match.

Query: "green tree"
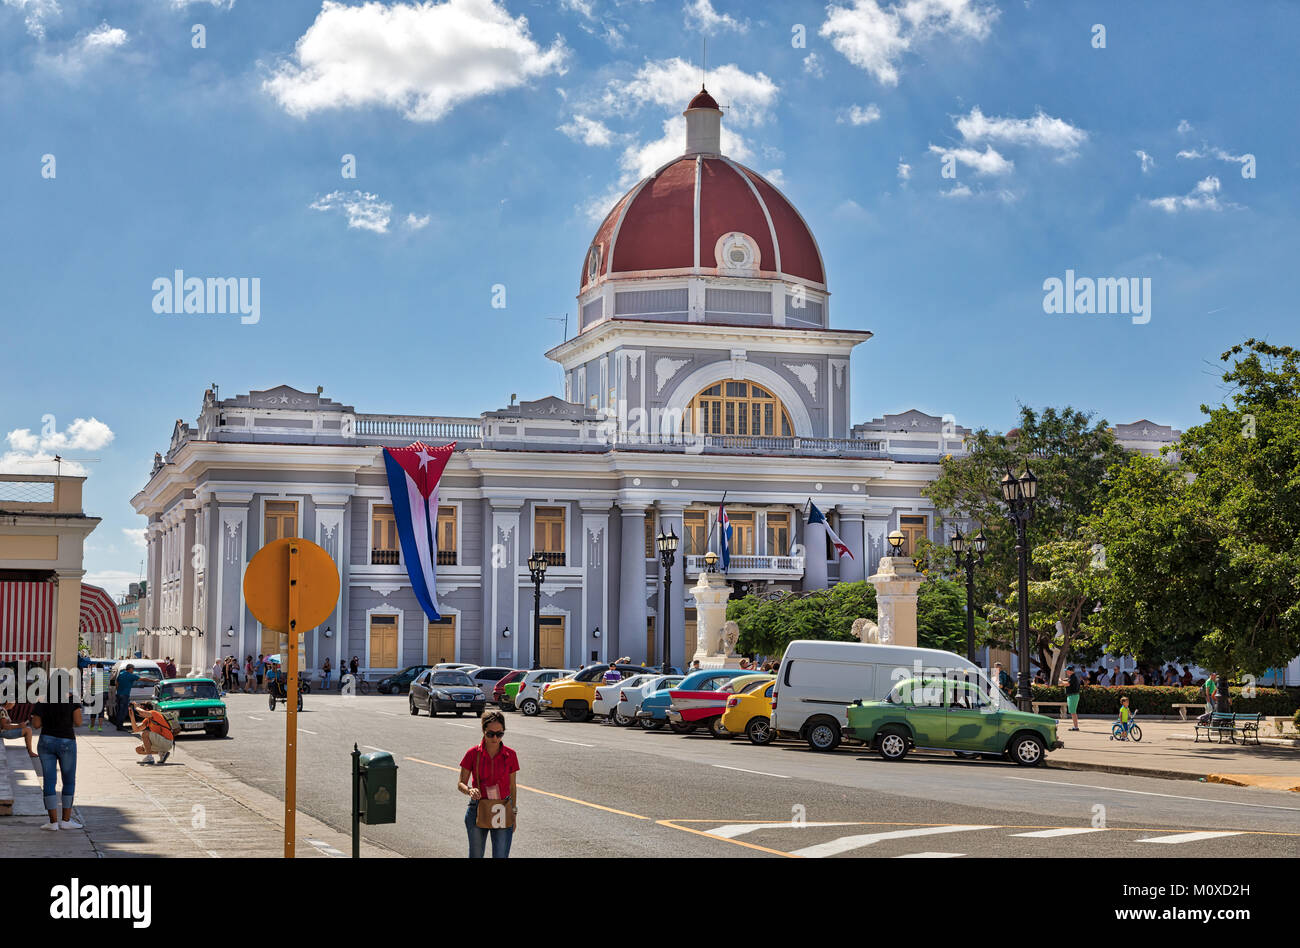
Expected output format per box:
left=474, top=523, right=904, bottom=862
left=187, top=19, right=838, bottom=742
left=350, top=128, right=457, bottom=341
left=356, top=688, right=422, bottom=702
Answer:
left=1090, top=340, right=1300, bottom=679
left=728, top=583, right=877, bottom=657
left=916, top=576, right=987, bottom=653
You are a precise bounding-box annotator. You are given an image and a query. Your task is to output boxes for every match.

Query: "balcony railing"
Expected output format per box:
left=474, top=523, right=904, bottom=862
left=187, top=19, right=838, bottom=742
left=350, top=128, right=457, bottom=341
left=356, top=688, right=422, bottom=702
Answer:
left=436, top=550, right=457, bottom=566
left=684, top=554, right=805, bottom=575
left=537, top=551, right=566, bottom=567
left=371, top=549, right=400, bottom=566
left=612, top=433, right=887, bottom=455
left=355, top=415, right=482, bottom=440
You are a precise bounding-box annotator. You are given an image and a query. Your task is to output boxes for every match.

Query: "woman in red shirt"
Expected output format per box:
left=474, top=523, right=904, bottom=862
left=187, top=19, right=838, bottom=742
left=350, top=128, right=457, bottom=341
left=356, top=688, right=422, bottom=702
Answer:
left=458, top=709, right=518, bottom=858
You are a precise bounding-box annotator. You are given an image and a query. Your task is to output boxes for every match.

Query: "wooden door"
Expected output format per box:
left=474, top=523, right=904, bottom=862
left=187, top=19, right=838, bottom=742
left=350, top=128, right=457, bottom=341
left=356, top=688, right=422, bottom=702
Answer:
left=540, top=616, right=565, bottom=668
left=427, top=616, right=456, bottom=664
left=645, top=617, right=656, bottom=665
left=369, top=615, right=398, bottom=669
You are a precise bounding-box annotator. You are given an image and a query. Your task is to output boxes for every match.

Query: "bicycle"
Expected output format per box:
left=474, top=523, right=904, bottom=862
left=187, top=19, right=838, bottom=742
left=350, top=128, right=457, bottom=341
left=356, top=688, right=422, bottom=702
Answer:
left=341, top=672, right=370, bottom=695
left=1111, top=711, right=1142, bottom=742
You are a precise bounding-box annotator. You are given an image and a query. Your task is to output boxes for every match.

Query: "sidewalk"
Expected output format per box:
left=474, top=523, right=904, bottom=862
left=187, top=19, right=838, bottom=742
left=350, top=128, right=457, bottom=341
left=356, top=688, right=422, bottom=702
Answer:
left=1045, top=718, right=1300, bottom=790
left=0, top=729, right=397, bottom=858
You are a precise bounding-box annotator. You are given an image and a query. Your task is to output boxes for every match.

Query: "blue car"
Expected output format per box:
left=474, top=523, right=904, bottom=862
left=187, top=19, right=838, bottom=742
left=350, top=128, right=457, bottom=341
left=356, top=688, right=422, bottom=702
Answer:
left=635, top=668, right=752, bottom=733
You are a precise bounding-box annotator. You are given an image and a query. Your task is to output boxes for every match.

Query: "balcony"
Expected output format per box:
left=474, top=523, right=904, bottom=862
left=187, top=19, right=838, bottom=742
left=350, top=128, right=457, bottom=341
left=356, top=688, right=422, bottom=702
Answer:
left=684, top=554, right=805, bottom=577
left=611, top=433, right=887, bottom=457
left=436, top=550, right=457, bottom=566
left=537, top=551, right=566, bottom=567
left=370, top=549, right=400, bottom=566
left=354, top=414, right=483, bottom=440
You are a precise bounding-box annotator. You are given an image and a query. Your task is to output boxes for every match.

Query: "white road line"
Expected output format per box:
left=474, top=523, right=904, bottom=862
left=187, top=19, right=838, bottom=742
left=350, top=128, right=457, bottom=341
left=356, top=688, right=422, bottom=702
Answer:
left=375, top=711, right=399, bottom=717
left=549, top=739, right=595, bottom=747
left=297, top=728, right=317, bottom=735
left=790, top=825, right=996, bottom=859
left=305, top=838, right=346, bottom=857
left=1005, top=775, right=1300, bottom=812
left=706, top=822, right=861, bottom=839
left=896, top=852, right=964, bottom=858
left=1011, top=827, right=1107, bottom=838
left=1137, top=831, right=1244, bottom=844
left=246, top=715, right=262, bottom=721
left=712, top=764, right=791, bottom=779
left=362, top=745, right=392, bottom=755
left=445, top=723, right=475, bottom=729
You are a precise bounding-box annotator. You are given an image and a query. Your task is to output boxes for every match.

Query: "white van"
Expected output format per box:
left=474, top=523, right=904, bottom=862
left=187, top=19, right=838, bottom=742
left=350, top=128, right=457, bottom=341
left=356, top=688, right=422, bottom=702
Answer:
left=772, top=641, right=981, bottom=751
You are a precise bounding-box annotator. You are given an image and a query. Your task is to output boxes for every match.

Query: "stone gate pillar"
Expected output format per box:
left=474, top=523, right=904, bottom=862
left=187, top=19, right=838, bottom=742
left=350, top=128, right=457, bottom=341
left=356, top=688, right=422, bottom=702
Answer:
left=868, top=556, right=923, bottom=648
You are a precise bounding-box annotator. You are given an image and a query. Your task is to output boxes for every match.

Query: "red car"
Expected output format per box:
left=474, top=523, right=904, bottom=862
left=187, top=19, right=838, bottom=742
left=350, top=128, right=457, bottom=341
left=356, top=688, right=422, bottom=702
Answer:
left=492, top=670, right=526, bottom=707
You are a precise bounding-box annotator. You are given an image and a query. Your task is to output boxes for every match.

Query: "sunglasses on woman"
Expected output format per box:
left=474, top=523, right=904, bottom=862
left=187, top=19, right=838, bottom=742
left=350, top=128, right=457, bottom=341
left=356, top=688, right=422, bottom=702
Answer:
left=485, top=730, right=505, bottom=739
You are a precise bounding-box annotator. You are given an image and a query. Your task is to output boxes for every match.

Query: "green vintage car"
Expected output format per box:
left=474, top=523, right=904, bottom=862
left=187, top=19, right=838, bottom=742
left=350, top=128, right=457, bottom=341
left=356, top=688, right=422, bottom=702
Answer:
left=844, top=676, right=1062, bottom=766
left=501, top=680, right=523, bottom=711
left=153, top=678, right=229, bottom=739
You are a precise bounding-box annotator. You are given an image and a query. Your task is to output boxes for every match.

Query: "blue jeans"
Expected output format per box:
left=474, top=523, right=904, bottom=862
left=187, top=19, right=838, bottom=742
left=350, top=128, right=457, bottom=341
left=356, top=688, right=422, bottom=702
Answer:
left=113, top=693, right=131, bottom=727
left=322, top=672, right=331, bottom=690
left=465, top=803, right=513, bottom=858
left=37, top=736, right=76, bottom=811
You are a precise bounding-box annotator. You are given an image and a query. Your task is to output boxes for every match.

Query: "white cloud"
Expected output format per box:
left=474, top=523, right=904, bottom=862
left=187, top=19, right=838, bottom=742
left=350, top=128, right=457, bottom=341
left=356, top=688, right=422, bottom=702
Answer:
left=81, top=22, right=127, bottom=52
left=168, top=0, right=236, bottom=8
left=3, top=0, right=60, bottom=39
left=1176, top=147, right=1204, bottom=160
left=560, top=0, right=594, bottom=19
left=0, top=417, right=113, bottom=475
left=122, top=528, right=147, bottom=549
left=1147, top=175, right=1235, bottom=213
left=405, top=212, right=431, bottom=230
left=1178, top=143, right=1253, bottom=168
left=310, top=190, right=394, bottom=233
left=599, top=57, right=778, bottom=128
left=1135, top=149, right=1155, bottom=173
left=684, top=0, right=746, bottom=33
left=833, top=198, right=872, bottom=221
left=897, top=161, right=911, bottom=180
left=764, top=168, right=785, bottom=186
left=953, top=106, right=1086, bottom=154
left=803, top=52, right=825, bottom=77
left=1177, top=119, right=1192, bottom=134
left=839, top=103, right=881, bottom=125
left=558, top=114, right=616, bottom=147
left=940, top=183, right=973, bottom=198
left=38, top=21, right=129, bottom=74
left=83, top=570, right=138, bottom=601
left=264, top=0, right=568, bottom=124
left=821, top=0, right=998, bottom=87
left=927, top=143, right=1012, bottom=176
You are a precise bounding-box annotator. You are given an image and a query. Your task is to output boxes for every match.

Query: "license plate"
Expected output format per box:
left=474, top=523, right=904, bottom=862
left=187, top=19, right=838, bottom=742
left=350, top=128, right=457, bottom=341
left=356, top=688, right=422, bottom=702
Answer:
left=456, top=702, right=470, bottom=708
left=182, top=722, right=205, bottom=730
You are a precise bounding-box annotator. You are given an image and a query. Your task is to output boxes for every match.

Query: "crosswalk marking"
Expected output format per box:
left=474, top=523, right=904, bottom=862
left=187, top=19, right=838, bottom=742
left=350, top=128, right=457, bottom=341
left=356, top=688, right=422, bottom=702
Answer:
left=896, top=852, right=964, bottom=858
left=1012, top=827, right=1106, bottom=838
left=1137, top=831, right=1243, bottom=844
left=707, top=822, right=862, bottom=839
left=790, top=825, right=996, bottom=858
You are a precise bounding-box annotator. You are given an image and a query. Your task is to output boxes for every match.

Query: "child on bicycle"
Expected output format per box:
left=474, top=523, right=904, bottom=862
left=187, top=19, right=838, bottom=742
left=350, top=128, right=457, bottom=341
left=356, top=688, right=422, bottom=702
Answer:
left=1114, top=696, right=1133, bottom=740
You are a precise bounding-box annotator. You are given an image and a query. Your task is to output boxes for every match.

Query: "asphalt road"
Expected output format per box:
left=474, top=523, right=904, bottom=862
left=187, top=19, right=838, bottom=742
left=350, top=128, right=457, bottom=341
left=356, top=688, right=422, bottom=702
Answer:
left=177, top=691, right=1300, bottom=858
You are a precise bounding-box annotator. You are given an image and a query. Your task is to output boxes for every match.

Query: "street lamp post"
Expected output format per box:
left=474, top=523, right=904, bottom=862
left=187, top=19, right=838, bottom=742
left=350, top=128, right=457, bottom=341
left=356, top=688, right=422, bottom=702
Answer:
left=657, top=527, right=679, bottom=674
left=949, top=528, right=986, bottom=665
left=527, top=552, right=548, bottom=670
left=1000, top=468, right=1038, bottom=711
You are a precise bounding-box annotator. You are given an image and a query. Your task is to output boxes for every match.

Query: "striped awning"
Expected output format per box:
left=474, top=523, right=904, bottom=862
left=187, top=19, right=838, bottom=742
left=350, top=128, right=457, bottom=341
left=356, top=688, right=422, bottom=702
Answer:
left=0, top=581, right=56, bottom=661
left=80, top=583, right=121, bottom=636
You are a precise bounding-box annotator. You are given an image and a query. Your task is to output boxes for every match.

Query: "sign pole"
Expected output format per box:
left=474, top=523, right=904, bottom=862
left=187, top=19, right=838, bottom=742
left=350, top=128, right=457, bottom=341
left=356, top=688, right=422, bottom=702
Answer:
left=285, top=542, right=300, bottom=859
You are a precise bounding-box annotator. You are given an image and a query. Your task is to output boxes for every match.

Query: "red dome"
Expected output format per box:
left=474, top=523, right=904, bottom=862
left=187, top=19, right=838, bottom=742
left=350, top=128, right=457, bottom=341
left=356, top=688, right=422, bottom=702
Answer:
left=687, top=88, right=720, bottom=111
left=581, top=155, right=825, bottom=290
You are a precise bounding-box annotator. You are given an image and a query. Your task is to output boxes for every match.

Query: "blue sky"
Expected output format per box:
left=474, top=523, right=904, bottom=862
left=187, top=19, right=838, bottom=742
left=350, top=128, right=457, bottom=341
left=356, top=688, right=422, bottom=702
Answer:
left=2, top=0, right=1296, bottom=596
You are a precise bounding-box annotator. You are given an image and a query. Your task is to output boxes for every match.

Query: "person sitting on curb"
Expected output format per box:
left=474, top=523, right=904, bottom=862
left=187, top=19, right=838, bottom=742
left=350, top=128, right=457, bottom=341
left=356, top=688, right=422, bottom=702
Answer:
left=1, top=701, right=38, bottom=758
left=127, top=701, right=175, bottom=766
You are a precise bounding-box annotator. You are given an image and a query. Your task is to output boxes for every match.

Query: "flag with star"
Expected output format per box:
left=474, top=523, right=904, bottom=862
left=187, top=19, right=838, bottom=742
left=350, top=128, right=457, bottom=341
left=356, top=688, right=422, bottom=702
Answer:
left=382, top=441, right=456, bottom=622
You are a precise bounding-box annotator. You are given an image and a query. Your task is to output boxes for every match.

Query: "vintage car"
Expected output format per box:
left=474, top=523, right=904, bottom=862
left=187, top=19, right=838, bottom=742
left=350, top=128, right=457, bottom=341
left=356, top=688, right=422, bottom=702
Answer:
left=642, top=668, right=753, bottom=736
left=592, top=674, right=658, bottom=724
left=493, top=670, right=526, bottom=708
left=844, top=676, right=1063, bottom=766
left=617, top=675, right=683, bottom=729
left=154, top=677, right=229, bottom=738
left=720, top=677, right=778, bottom=745
left=539, top=663, right=658, bottom=722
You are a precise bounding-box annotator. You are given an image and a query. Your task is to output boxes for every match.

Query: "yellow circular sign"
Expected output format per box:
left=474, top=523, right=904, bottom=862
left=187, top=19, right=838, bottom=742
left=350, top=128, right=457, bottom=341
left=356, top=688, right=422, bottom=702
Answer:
left=243, top=538, right=340, bottom=633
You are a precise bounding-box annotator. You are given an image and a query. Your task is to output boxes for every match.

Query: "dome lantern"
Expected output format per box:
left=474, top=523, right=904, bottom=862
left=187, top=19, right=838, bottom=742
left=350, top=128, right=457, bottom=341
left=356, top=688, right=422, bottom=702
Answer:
left=684, top=86, right=723, bottom=156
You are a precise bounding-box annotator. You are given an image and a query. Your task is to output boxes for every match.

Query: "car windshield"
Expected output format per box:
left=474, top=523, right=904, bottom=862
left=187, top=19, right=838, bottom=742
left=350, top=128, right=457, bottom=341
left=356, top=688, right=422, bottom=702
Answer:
left=886, top=674, right=1004, bottom=710
left=158, top=681, right=221, bottom=701
left=431, top=673, right=473, bottom=686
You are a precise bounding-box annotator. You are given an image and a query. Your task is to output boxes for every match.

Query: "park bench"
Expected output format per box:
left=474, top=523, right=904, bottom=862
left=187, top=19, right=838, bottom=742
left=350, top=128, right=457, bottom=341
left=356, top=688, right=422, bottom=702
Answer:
left=1031, top=701, right=1068, bottom=718
left=1172, top=703, right=1202, bottom=721
left=1194, top=712, right=1263, bottom=745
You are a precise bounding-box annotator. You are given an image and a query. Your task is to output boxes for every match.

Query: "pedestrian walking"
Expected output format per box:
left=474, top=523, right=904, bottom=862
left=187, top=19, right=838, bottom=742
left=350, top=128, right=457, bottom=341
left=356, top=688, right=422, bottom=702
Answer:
left=255, top=654, right=266, bottom=692
left=321, top=657, right=332, bottom=691
left=32, top=695, right=83, bottom=830
left=112, top=664, right=139, bottom=730
left=244, top=655, right=255, bottom=693
left=1059, top=664, right=1082, bottom=731
left=458, top=709, right=518, bottom=858
left=128, top=701, right=175, bottom=766
left=350, top=655, right=360, bottom=679
left=1, top=701, right=38, bottom=757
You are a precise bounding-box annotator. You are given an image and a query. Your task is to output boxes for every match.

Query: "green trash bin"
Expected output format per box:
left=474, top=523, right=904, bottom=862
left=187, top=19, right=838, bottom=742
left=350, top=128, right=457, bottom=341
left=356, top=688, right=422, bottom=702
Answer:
left=358, top=751, right=398, bottom=825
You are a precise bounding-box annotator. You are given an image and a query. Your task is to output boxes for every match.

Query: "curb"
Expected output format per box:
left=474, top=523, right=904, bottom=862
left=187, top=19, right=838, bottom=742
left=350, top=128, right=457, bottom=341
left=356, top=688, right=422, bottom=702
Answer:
left=1206, top=774, right=1300, bottom=792
left=1047, top=759, right=1204, bottom=782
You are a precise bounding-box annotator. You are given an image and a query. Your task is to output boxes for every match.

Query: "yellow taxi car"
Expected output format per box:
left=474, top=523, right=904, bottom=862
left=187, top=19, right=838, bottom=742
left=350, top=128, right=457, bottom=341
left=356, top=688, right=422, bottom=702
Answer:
left=721, top=676, right=777, bottom=745
left=538, top=662, right=657, bottom=722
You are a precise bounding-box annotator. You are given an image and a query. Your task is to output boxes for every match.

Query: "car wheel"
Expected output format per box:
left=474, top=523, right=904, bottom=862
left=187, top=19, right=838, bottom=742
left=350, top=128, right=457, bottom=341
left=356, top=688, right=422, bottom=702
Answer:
left=207, top=720, right=230, bottom=739
left=878, top=727, right=909, bottom=761
left=708, top=716, right=729, bottom=738
left=563, top=701, right=592, bottom=723
left=409, top=698, right=419, bottom=716
left=614, top=710, right=635, bottom=727
left=296, top=693, right=303, bottom=712
left=1010, top=734, right=1046, bottom=767
left=669, top=721, right=697, bottom=735
left=268, top=693, right=276, bottom=712
left=806, top=717, right=841, bottom=752
left=519, top=698, right=539, bottom=717
left=640, top=718, right=663, bottom=731
left=745, top=716, right=774, bottom=745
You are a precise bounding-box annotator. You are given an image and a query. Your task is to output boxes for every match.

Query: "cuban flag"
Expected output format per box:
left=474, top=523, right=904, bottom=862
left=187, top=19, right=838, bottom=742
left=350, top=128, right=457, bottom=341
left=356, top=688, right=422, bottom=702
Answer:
left=381, top=441, right=456, bottom=622
left=808, top=500, right=854, bottom=560
left=718, top=502, right=732, bottom=572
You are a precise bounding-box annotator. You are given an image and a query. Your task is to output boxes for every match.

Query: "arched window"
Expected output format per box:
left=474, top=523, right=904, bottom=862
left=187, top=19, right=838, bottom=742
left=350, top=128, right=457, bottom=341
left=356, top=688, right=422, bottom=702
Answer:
left=687, top=381, right=793, bottom=437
